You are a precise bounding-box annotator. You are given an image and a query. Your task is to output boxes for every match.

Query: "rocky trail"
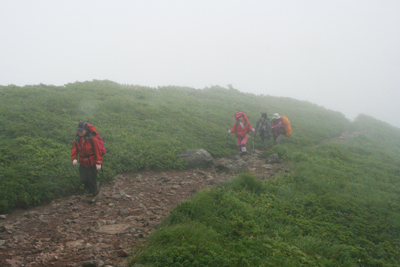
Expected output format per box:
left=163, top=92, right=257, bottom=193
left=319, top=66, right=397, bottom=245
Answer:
left=0, top=149, right=290, bottom=267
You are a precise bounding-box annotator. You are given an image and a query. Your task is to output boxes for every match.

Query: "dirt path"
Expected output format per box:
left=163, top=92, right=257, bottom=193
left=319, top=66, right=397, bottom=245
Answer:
left=0, top=150, right=290, bottom=267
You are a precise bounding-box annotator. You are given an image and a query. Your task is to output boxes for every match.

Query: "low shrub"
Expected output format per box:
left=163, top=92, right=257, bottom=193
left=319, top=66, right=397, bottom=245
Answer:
left=225, top=173, right=266, bottom=195
left=259, top=145, right=289, bottom=159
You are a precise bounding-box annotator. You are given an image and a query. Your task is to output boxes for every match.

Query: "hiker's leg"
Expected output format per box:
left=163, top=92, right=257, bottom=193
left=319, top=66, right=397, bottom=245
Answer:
left=236, top=137, right=242, bottom=152
left=263, top=137, right=270, bottom=150
left=86, top=165, right=99, bottom=195
left=240, top=134, right=249, bottom=152
left=240, top=134, right=249, bottom=146
left=236, top=136, right=242, bottom=146
left=79, top=164, right=90, bottom=192
left=276, top=134, right=284, bottom=145
left=260, top=135, right=265, bottom=150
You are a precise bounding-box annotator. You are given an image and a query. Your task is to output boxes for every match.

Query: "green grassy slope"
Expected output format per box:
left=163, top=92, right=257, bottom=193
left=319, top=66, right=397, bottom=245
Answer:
left=2, top=80, right=400, bottom=265
left=0, top=80, right=347, bottom=212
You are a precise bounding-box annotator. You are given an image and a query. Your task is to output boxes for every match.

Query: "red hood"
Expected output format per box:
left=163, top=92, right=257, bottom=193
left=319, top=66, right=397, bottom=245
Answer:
left=235, top=112, right=249, bottom=123
left=235, top=112, right=244, bottom=119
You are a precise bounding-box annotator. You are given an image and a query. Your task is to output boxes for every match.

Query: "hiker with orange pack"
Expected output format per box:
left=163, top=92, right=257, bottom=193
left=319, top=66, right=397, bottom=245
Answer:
left=71, top=122, right=105, bottom=202
left=271, top=113, right=292, bottom=145
left=228, top=112, right=255, bottom=154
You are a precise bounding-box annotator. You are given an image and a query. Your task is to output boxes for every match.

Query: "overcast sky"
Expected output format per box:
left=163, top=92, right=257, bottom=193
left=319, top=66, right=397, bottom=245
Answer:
left=1, top=1, right=399, bottom=128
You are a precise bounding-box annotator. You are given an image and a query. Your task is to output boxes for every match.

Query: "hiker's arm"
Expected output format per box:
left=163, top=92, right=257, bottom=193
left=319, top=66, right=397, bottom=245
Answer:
left=272, top=121, right=282, bottom=129
left=71, top=142, right=78, bottom=162
left=272, top=121, right=284, bottom=135
left=230, top=123, right=237, bottom=133
left=277, top=120, right=284, bottom=129
left=91, top=137, right=103, bottom=165
left=267, top=122, right=272, bottom=137
left=247, top=122, right=255, bottom=132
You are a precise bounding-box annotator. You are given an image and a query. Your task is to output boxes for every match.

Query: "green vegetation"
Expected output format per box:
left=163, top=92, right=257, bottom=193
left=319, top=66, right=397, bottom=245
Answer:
left=132, top=114, right=400, bottom=266
left=1, top=80, right=400, bottom=265
left=0, top=80, right=346, bottom=212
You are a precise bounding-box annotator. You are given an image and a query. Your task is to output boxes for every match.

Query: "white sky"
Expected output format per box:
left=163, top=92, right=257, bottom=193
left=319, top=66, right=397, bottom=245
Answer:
left=1, top=1, right=399, bottom=128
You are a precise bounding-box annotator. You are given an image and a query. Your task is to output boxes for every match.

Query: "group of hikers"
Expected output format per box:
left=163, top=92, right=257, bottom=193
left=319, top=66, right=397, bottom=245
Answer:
left=228, top=112, right=289, bottom=154
left=71, top=112, right=290, bottom=202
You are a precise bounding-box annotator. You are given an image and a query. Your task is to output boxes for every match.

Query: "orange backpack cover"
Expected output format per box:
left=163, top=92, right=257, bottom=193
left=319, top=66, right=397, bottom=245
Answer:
left=280, top=115, right=292, bottom=137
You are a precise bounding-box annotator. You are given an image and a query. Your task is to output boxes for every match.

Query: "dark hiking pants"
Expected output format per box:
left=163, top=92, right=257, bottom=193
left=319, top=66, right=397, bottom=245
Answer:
left=79, top=164, right=99, bottom=195
left=261, top=135, right=270, bottom=150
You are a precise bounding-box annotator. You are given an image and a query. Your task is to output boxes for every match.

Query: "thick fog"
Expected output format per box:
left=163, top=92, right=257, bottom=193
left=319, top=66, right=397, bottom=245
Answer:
left=1, top=1, right=399, bottom=128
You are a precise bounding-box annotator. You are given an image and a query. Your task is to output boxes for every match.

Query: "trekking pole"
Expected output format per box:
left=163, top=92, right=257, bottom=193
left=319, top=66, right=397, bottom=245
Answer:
left=253, top=135, right=255, bottom=155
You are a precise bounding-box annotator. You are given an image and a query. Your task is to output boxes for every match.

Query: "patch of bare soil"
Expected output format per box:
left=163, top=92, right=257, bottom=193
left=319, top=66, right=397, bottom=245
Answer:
left=0, top=150, right=290, bottom=267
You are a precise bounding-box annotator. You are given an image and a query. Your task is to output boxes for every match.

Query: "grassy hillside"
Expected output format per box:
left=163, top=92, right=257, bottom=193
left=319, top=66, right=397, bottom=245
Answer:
left=0, top=80, right=347, bottom=212
left=131, top=116, right=400, bottom=266
left=2, top=80, right=400, bottom=265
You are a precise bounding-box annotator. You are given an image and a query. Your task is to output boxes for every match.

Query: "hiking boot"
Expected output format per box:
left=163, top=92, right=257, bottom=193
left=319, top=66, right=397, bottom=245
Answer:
left=86, top=194, right=97, bottom=204
left=87, top=195, right=97, bottom=204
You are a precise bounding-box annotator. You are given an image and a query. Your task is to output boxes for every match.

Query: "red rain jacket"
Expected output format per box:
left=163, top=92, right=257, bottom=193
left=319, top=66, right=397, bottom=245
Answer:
left=71, top=125, right=103, bottom=167
left=230, top=112, right=253, bottom=138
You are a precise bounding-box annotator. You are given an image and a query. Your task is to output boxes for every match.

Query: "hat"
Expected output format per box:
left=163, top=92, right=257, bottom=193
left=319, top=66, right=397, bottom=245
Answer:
left=77, top=121, right=88, bottom=131
left=272, top=113, right=280, bottom=120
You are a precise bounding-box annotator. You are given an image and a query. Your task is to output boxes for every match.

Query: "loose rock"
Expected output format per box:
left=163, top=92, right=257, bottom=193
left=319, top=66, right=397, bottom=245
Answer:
left=96, top=224, right=130, bottom=235
left=177, top=149, right=214, bottom=168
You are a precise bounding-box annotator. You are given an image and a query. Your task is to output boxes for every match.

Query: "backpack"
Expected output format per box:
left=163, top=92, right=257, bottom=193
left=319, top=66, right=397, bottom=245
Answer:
left=280, top=116, right=292, bottom=137
left=86, top=123, right=106, bottom=156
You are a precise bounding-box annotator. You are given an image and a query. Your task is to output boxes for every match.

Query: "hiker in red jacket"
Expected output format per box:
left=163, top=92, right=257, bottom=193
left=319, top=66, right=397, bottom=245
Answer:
left=228, top=112, right=255, bottom=153
left=71, top=122, right=103, bottom=201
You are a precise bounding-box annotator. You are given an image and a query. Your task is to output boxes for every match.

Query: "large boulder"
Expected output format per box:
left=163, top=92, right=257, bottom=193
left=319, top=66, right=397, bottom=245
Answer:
left=177, top=149, right=214, bottom=168
left=216, top=158, right=249, bottom=173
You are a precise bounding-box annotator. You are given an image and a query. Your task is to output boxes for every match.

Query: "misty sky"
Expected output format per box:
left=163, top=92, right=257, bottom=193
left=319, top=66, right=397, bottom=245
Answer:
left=1, top=1, right=399, bottom=128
